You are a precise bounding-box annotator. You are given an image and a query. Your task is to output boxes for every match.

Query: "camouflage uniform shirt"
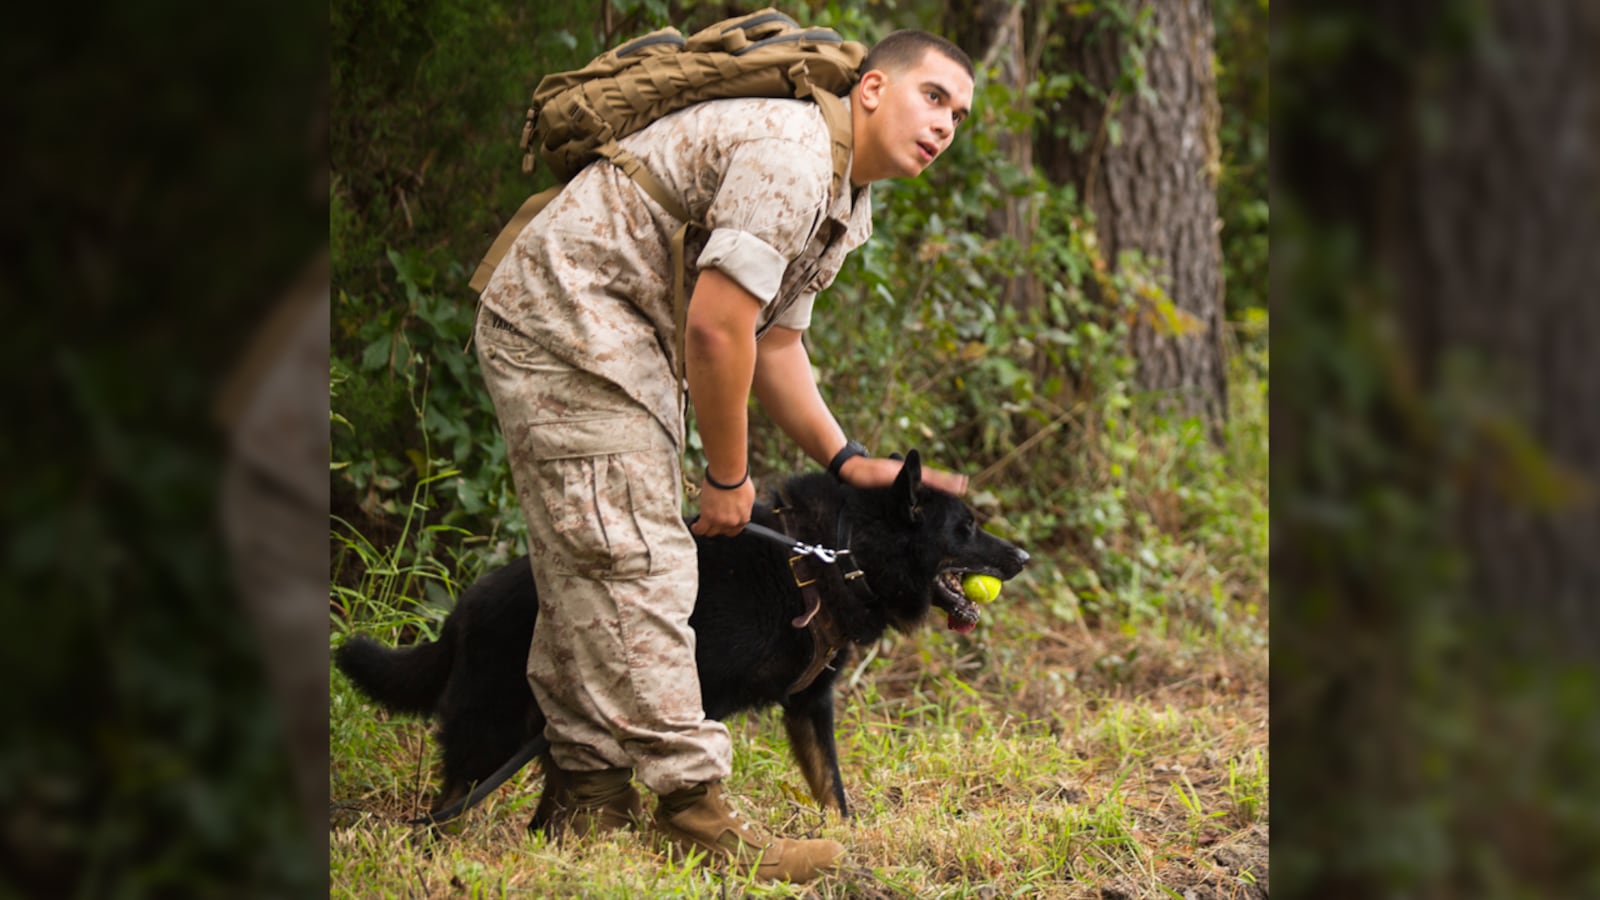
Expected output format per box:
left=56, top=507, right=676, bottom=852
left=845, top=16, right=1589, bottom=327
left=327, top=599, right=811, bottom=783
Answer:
left=479, top=95, right=874, bottom=445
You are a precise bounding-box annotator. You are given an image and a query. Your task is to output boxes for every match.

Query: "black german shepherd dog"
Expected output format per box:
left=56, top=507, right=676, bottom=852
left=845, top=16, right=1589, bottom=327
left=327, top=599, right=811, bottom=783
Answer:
left=337, top=451, right=1028, bottom=829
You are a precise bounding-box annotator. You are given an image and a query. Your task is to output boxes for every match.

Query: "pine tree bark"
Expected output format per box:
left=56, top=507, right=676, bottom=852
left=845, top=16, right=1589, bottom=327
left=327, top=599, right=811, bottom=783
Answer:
left=1039, top=0, right=1227, bottom=432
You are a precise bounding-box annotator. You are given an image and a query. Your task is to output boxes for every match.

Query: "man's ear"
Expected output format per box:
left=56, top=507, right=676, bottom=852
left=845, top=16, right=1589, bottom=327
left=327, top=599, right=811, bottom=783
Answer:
left=855, top=68, right=887, bottom=111
left=892, top=450, right=923, bottom=523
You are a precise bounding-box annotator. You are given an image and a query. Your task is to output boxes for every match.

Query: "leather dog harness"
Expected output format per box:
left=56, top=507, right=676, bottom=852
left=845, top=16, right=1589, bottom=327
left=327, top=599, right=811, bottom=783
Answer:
left=765, top=495, right=874, bottom=696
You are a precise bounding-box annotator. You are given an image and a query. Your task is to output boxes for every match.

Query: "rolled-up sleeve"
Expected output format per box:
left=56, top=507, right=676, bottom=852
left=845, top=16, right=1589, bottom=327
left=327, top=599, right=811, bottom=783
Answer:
left=770, top=291, right=816, bottom=331
left=696, top=138, right=829, bottom=303
left=696, top=229, right=789, bottom=301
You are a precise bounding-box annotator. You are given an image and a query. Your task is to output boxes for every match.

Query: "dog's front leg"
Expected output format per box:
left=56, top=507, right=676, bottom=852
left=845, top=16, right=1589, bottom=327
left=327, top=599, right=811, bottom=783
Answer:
left=781, top=685, right=850, bottom=818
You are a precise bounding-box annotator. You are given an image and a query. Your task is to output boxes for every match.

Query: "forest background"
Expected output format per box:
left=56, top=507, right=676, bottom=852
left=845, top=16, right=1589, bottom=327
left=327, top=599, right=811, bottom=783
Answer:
left=329, top=0, right=1267, bottom=572
left=330, top=0, right=1269, bottom=897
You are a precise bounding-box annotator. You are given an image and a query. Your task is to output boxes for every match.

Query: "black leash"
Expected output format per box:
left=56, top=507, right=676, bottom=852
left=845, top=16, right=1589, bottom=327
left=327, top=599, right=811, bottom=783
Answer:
left=741, top=521, right=848, bottom=563
left=407, top=737, right=547, bottom=827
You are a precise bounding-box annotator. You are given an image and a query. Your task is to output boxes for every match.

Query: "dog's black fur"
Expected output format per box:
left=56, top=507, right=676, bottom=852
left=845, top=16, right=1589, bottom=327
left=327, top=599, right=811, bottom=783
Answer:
left=337, top=451, right=1028, bottom=827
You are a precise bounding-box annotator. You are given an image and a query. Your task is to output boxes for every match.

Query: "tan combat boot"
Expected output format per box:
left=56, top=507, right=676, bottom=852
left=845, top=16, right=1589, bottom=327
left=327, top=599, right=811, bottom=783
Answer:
left=653, top=782, right=844, bottom=883
left=534, top=765, right=645, bottom=842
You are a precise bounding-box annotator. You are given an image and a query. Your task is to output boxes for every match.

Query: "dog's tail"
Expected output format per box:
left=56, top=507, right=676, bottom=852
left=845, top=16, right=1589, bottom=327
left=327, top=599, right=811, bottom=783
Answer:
left=334, top=633, right=452, bottom=715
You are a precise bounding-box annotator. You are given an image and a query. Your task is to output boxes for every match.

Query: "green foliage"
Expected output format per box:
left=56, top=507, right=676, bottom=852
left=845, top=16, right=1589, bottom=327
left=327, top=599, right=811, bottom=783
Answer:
left=331, top=0, right=1268, bottom=653
left=1028, top=0, right=1160, bottom=153
left=1214, top=0, right=1269, bottom=321
left=331, top=255, right=526, bottom=592
left=331, top=0, right=592, bottom=295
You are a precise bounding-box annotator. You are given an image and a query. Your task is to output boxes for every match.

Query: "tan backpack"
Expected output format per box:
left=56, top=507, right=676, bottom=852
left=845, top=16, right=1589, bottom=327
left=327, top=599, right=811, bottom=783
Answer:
left=468, top=9, right=865, bottom=296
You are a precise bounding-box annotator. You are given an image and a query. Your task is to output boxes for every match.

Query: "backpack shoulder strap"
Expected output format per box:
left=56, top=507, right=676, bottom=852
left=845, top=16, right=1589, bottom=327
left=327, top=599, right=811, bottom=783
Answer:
left=595, top=141, right=690, bottom=221
left=809, top=89, right=853, bottom=197
left=467, top=184, right=563, bottom=293
left=466, top=139, right=693, bottom=295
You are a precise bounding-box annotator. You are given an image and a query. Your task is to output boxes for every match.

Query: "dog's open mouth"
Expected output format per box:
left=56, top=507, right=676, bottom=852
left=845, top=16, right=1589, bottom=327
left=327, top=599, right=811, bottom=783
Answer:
left=932, top=569, right=983, bottom=634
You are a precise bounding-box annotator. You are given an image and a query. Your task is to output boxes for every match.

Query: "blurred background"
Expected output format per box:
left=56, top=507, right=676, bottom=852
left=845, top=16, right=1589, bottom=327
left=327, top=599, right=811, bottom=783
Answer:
left=1272, top=1, right=1600, bottom=894
left=2, top=0, right=328, bottom=896
left=6, top=0, right=1597, bottom=895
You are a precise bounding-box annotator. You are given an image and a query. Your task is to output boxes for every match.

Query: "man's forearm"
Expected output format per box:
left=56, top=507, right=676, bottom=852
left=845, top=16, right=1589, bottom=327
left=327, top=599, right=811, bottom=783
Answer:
left=752, top=328, right=849, bottom=467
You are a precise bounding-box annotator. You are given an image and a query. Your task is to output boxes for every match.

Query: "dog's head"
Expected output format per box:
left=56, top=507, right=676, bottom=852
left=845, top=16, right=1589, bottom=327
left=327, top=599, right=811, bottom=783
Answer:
left=848, top=450, right=1029, bottom=634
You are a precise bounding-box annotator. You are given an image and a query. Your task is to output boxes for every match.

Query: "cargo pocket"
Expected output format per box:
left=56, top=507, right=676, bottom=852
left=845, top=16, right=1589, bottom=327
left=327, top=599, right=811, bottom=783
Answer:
left=520, top=414, right=680, bottom=581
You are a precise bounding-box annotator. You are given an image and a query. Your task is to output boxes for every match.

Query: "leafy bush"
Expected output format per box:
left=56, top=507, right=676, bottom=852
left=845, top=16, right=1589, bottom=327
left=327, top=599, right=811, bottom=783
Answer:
left=330, top=2, right=1268, bottom=651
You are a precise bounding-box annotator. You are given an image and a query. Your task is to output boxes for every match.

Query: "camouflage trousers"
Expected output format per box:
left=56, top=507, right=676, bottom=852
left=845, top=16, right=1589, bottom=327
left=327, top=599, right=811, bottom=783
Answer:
left=474, top=308, right=732, bottom=795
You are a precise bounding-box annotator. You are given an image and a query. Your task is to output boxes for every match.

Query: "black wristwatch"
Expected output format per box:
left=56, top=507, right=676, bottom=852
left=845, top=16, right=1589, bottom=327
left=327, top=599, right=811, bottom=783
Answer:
left=827, top=440, right=869, bottom=481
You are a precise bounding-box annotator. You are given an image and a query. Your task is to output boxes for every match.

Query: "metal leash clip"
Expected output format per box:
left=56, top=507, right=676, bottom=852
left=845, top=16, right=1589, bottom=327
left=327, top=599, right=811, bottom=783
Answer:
left=788, top=540, right=838, bottom=564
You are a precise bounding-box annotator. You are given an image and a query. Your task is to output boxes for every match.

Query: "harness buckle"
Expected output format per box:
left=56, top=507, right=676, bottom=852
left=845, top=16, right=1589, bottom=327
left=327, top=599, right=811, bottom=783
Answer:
left=787, top=554, right=817, bottom=588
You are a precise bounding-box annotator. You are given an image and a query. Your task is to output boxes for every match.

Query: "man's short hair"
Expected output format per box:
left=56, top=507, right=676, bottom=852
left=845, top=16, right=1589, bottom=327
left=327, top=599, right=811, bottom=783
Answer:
left=861, top=30, right=974, bottom=82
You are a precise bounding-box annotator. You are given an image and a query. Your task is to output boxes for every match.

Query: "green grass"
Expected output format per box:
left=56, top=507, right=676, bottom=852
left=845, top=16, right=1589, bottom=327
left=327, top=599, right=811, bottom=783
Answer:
left=331, top=595, right=1267, bottom=898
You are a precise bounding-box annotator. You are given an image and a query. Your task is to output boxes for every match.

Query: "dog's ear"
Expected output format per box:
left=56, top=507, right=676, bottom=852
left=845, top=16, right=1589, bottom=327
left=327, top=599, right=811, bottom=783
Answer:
left=892, top=450, right=923, bottom=523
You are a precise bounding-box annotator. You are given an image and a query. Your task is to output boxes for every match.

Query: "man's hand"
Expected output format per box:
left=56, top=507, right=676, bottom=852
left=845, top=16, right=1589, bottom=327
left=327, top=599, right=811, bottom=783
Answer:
left=837, top=455, right=969, bottom=495
left=691, top=476, right=757, bottom=537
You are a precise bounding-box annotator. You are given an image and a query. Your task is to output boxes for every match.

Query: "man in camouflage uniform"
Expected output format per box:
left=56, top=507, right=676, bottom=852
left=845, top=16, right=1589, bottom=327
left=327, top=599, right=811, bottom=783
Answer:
left=475, top=30, right=975, bottom=883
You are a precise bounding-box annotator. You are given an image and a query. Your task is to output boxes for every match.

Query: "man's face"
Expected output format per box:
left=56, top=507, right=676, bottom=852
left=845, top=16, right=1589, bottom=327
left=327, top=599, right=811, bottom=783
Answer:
left=853, top=49, right=975, bottom=184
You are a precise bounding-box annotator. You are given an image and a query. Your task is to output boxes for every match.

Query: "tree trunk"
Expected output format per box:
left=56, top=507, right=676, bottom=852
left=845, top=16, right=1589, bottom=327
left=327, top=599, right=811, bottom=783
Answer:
left=1040, top=0, right=1227, bottom=433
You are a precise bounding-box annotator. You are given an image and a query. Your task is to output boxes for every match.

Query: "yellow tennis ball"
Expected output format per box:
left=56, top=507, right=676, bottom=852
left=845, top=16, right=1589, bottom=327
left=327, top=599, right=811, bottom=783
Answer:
left=961, top=573, right=1003, bottom=604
